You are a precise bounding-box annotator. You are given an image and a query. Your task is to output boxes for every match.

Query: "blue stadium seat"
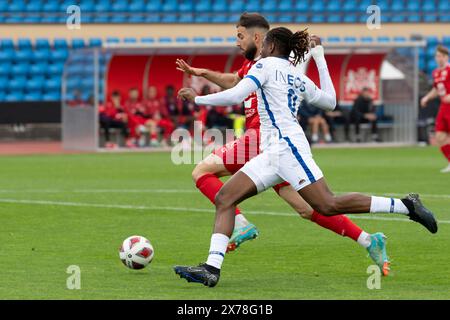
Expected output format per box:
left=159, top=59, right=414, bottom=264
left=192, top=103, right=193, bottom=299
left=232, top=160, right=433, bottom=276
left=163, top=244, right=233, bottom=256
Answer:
left=377, top=0, right=390, bottom=11
left=212, top=1, right=227, bottom=12
left=0, top=77, right=6, bottom=90
left=326, top=0, right=341, bottom=12
left=244, top=1, right=261, bottom=12
left=357, top=0, right=371, bottom=12
left=40, top=16, right=59, bottom=23
left=161, top=14, right=177, bottom=23
left=279, top=14, right=293, bottom=23
left=193, top=37, right=207, bottom=43
left=146, top=0, right=162, bottom=12
left=141, top=37, right=155, bottom=44
left=342, top=1, right=357, bottom=12
left=196, top=0, right=212, bottom=12
left=178, top=1, right=193, bottom=11
left=360, top=36, right=374, bottom=43
left=23, top=15, right=41, bottom=23
left=326, top=36, right=341, bottom=43
left=439, top=14, right=450, bottom=23
left=162, top=0, right=178, bottom=12
left=391, top=0, right=405, bottom=12
left=327, top=14, right=341, bottom=23
left=343, top=14, right=357, bottom=23
left=29, top=63, right=48, bottom=76
left=111, top=1, right=128, bottom=12
left=423, top=15, right=438, bottom=23
left=0, top=51, right=14, bottom=63
left=194, top=14, right=210, bottom=23
left=390, top=15, right=406, bottom=23
left=89, top=38, right=102, bottom=47
left=294, top=15, right=309, bottom=23
left=129, top=1, right=145, bottom=13
left=25, top=2, right=43, bottom=12
left=17, top=38, right=33, bottom=50
left=1, top=38, right=14, bottom=50
left=158, top=37, right=173, bottom=43
left=226, top=37, right=237, bottom=43
left=377, top=36, right=391, bottom=43
left=93, top=15, right=110, bottom=23
left=11, top=63, right=29, bottom=76
left=51, top=50, right=69, bottom=62
left=209, top=37, right=224, bottom=43
left=406, top=0, right=420, bottom=11
left=0, top=2, right=7, bottom=12
left=42, top=2, right=59, bottom=12
left=422, top=1, right=436, bottom=12
left=0, top=91, right=5, bottom=101
left=145, top=14, right=160, bottom=23
left=79, top=2, right=95, bottom=12
left=9, top=76, right=27, bottom=90
left=443, top=36, right=450, bottom=46
left=407, top=15, right=421, bottom=23
left=4, top=15, right=25, bottom=24
left=0, top=62, right=11, bottom=76
left=438, top=1, right=449, bottom=11
left=311, top=0, right=325, bottom=12
left=278, top=0, right=292, bottom=12
left=5, top=91, right=25, bottom=102
left=310, top=14, right=325, bottom=23
left=9, top=1, right=26, bottom=12
left=27, top=76, right=45, bottom=91
left=14, top=50, right=33, bottom=62
left=35, top=38, right=50, bottom=50
left=210, top=14, right=227, bottom=23
left=344, top=36, right=357, bottom=43
left=128, top=15, right=145, bottom=23
left=24, top=92, right=43, bottom=102
left=110, top=14, right=128, bottom=23
left=393, top=36, right=407, bottom=42
left=54, top=38, right=68, bottom=49
left=47, top=63, right=64, bottom=75
left=124, top=37, right=137, bottom=43
left=43, top=92, right=61, bottom=101
left=426, top=36, right=439, bottom=46
left=261, top=0, right=277, bottom=12
left=229, top=0, right=244, bottom=12
left=71, top=38, right=85, bottom=49
left=176, top=37, right=189, bottom=43
left=228, top=13, right=241, bottom=23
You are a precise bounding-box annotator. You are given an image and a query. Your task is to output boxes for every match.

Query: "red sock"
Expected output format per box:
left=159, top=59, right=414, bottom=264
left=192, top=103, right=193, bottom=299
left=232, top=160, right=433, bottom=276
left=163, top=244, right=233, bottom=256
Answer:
left=440, top=144, right=450, bottom=162
left=311, top=211, right=362, bottom=242
left=196, top=173, right=241, bottom=216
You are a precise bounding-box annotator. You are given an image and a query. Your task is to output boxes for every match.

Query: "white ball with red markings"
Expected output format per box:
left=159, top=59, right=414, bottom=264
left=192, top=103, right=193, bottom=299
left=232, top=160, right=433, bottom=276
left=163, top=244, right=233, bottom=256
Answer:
left=119, top=235, right=154, bottom=270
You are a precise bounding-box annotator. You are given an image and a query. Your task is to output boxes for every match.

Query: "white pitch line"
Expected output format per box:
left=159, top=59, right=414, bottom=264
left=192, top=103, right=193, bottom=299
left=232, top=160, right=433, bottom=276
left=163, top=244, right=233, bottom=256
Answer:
left=0, top=189, right=449, bottom=199
left=0, top=198, right=449, bottom=224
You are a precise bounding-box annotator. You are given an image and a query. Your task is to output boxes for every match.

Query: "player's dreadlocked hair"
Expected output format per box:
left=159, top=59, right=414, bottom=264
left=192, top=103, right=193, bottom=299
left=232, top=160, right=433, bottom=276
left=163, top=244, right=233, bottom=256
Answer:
left=265, top=27, right=310, bottom=66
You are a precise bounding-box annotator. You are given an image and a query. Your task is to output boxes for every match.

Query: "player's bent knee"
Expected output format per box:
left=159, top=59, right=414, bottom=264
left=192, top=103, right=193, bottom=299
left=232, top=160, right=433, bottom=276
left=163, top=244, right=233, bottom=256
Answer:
left=214, top=190, right=233, bottom=209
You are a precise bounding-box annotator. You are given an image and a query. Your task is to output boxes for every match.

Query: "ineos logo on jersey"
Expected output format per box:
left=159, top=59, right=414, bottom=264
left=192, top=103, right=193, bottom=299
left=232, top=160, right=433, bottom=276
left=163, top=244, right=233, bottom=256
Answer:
left=275, top=70, right=306, bottom=91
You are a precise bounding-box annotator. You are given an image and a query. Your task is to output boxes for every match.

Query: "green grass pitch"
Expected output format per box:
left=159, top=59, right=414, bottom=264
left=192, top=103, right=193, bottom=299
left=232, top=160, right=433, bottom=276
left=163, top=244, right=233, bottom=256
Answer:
left=0, top=146, right=448, bottom=299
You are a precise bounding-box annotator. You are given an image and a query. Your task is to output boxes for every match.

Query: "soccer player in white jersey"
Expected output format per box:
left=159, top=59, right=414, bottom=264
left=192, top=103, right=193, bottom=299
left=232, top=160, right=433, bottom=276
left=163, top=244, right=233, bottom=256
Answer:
left=174, top=27, right=438, bottom=287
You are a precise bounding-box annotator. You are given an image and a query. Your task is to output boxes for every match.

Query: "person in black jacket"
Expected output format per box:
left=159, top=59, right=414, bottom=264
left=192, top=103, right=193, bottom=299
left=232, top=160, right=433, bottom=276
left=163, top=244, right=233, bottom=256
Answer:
left=351, top=87, right=381, bottom=142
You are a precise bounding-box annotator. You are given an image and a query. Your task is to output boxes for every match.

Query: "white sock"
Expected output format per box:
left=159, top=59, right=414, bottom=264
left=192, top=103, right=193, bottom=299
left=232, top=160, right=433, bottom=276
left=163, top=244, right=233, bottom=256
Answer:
left=370, top=196, right=409, bottom=214
left=206, top=233, right=229, bottom=269
left=312, top=133, right=319, bottom=142
left=357, top=231, right=371, bottom=248
left=234, top=214, right=249, bottom=229
left=325, top=134, right=332, bottom=142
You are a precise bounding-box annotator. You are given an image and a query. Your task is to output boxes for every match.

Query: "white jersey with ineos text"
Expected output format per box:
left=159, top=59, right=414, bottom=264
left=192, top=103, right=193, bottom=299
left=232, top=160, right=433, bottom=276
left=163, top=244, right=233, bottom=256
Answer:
left=195, top=49, right=336, bottom=192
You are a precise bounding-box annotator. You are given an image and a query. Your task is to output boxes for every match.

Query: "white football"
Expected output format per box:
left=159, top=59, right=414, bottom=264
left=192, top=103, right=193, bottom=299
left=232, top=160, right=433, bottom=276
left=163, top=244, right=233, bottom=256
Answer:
left=119, top=235, right=154, bottom=270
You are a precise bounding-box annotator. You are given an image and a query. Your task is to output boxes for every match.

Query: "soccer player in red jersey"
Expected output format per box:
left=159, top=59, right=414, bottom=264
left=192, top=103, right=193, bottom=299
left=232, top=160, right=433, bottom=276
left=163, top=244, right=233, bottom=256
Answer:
left=421, top=45, right=450, bottom=173
left=176, top=13, right=390, bottom=274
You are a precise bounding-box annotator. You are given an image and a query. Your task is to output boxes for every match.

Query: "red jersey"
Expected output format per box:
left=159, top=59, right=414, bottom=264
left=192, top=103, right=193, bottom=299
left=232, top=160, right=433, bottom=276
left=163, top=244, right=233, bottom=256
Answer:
left=237, top=59, right=260, bottom=130
left=432, top=63, right=450, bottom=109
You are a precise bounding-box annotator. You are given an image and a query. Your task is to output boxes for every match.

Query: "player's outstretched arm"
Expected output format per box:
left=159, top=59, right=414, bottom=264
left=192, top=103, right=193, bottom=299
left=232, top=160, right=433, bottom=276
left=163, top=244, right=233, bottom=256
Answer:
left=176, top=59, right=241, bottom=89
left=420, top=88, right=439, bottom=107
left=178, top=77, right=258, bottom=106
left=308, top=36, right=336, bottom=111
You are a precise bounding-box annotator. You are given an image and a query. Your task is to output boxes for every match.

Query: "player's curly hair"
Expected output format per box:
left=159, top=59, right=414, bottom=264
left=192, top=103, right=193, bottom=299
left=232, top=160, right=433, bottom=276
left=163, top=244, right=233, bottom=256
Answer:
left=265, top=27, right=310, bottom=66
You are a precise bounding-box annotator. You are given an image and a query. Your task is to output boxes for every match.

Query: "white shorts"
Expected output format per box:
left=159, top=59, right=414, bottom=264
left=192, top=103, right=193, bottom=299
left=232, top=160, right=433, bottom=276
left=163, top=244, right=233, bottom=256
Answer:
left=240, top=138, right=323, bottom=193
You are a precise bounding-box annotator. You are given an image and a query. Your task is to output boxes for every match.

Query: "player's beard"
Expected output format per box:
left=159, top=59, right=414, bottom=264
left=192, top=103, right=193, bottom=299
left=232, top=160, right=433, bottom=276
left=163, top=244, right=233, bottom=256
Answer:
left=244, top=43, right=258, bottom=61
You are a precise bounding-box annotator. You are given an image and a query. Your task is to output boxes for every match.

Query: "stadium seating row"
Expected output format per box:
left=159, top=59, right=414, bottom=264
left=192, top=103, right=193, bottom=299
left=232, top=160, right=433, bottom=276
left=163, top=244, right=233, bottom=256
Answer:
left=0, top=0, right=449, bottom=23
left=0, top=34, right=448, bottom=102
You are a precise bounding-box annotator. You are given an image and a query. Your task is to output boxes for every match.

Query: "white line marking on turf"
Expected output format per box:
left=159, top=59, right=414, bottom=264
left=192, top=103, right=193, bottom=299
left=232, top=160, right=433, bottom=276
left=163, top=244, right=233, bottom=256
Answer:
left=0, top=198, right=449, bottom=224
left=0, top=189, right=450, bottom=199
